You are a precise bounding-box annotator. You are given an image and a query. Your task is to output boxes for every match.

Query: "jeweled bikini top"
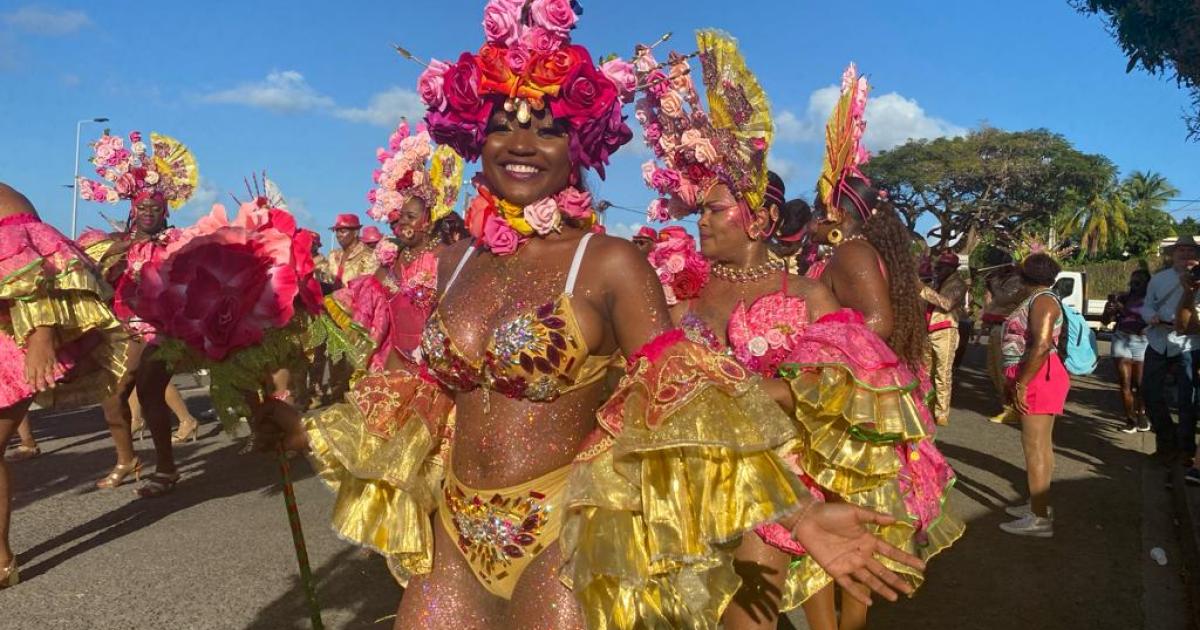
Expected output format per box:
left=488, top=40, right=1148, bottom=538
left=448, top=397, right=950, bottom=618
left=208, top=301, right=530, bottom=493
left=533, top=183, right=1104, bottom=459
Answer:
left=421, top=233, right=617, bottom=402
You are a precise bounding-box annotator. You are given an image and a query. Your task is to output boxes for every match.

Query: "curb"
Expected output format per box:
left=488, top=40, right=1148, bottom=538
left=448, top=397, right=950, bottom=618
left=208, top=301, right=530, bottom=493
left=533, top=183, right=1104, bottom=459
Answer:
left=1169, top=465, right=1200, bottom=629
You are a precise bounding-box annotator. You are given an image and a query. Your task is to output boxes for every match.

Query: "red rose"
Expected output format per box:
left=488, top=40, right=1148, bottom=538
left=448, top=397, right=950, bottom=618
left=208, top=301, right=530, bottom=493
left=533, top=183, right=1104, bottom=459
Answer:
left=444, top=53, right=489, bottom=124
left=552, top=57, right=618, bottom=123
left=475, top=43, right=515, bottom=98
left=685, top=163, right=715, bottom=183
left=673, top=266, right=708, bottom=300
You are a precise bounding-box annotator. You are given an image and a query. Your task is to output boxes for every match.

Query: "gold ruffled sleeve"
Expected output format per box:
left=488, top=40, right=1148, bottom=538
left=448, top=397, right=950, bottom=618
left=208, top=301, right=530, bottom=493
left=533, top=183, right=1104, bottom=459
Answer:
left=304, top=369, right=453, bottom=583
left=0, top=254, right=130, bottom=408
left=561, top=333, right=804, bottom=629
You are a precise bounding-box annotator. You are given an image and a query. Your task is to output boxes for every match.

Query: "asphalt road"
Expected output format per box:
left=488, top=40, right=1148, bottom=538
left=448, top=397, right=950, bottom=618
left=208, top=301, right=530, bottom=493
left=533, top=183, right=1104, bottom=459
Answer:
left=0, top=341, right=1190, bottom=630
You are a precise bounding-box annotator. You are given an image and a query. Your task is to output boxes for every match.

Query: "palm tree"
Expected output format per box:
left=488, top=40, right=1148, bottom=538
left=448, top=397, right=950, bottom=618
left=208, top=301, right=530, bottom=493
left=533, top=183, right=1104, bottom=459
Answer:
left=1124, top=171, right=1179, bottom=214
left=1057, top=190, right=1130, bottom=257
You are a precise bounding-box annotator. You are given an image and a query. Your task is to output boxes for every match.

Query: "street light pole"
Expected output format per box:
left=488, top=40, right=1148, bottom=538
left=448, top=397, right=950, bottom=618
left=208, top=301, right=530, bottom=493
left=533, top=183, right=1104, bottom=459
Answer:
left=71, top=117, right=109, bottom=238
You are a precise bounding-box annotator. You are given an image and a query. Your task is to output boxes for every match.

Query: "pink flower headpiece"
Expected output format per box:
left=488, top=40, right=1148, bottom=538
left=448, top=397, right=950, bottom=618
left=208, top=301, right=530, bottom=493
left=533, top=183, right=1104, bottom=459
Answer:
left=636, top=30, right=774, bottom=225
left=647, top=225, right=709, bottom=305
left=414, top=0, right=634, bottom=178
left=77, top=130, right=199, bottom=212
left=367, top=120, right=435, bottom=222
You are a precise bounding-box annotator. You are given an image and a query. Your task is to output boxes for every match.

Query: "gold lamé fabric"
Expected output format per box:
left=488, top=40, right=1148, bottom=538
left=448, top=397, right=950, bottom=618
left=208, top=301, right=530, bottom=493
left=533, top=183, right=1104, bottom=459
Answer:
left=779, top=365, right=964, bottom=608
left=304, top=369, right=453, bottom=583
left=324, top=242, right=379, bottom=286
left=561, top=338, right=804, bottom=630
left=1, top=256, right=131, bottom=409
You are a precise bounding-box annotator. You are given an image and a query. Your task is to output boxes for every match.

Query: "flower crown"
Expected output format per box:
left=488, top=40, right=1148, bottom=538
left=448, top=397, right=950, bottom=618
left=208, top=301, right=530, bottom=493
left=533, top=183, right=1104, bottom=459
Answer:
left=77, top=130, right=198, bottom=211
left=636, top=30, right=774, bottom=226
left=367, top=120, right=464, bottom=224
left=817, top=64, right=873, bottom=223
left=415, top=0, right=634, bottom=178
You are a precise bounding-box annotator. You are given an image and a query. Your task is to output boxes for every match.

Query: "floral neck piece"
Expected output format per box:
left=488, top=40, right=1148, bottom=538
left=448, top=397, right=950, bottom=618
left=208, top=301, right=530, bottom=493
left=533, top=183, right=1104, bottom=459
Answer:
left=464, top=178, right=596, bottom=256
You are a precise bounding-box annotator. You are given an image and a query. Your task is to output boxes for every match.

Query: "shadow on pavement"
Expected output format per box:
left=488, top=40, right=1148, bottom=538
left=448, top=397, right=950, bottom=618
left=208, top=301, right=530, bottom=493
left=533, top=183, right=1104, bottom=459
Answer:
left=244, top=546, right=400, bottom=629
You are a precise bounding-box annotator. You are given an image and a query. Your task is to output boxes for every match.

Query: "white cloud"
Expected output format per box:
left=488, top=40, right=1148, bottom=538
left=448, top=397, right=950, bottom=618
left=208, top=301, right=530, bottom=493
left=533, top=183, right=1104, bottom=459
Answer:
left=174, top=177, right=223, bottom=223
left=201, top=71, right=335, bottom=113
left=3, top=6, right=90, bottom=35
left=776, top=85, right=965, bottom=152
left=606, top=222, right=644, bottom=239
left=334, top=87, right=425, bottom=127
left=767, top=154, right=797, bottom=181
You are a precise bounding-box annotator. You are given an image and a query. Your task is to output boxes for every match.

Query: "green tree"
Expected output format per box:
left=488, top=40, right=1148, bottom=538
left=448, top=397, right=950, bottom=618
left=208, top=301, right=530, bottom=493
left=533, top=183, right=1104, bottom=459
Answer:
left=1119, top=204, right=1174, bottom=257
left=1177, top=216, right=1200, bottom=236
left=1071, top=1, right=1200, bottom=139
left=866, top=127, right=1115, bottom=255
left=1058, top=190, right=1129, bottom=256
left=1124, top=170, right=1180, bottom=213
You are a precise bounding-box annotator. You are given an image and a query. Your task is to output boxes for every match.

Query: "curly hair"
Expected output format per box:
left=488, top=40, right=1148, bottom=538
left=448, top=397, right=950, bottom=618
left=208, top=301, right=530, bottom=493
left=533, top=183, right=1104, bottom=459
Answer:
left=843, top=177, right=930, bottom=368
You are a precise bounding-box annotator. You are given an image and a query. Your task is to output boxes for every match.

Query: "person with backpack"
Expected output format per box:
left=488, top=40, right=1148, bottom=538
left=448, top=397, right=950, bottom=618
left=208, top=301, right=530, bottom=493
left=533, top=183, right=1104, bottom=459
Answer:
left=999, top=253, right=1071, bottom=538
left=1141, top=236, right=1200, bottom=482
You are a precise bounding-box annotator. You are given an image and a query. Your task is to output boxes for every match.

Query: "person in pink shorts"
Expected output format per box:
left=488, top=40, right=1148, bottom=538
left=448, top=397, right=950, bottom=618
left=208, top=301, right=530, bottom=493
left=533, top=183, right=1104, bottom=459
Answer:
left=1000, top=252, right=1070, bottom=537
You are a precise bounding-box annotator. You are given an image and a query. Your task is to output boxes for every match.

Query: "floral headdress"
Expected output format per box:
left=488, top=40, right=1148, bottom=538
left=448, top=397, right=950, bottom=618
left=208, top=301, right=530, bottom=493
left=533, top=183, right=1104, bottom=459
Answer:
left=636, top=30, right=775, bottom=231
left=414, top=0, right=635, bottom=177
left=647, top=226, right=709, bottom=305
left=366, top=120, right=465, bottom=224
left=78, top=130, right=198, bottom=212
left=1011, top=232, right=1076, bottom=263
left=816, top=64, right=873, bottom=224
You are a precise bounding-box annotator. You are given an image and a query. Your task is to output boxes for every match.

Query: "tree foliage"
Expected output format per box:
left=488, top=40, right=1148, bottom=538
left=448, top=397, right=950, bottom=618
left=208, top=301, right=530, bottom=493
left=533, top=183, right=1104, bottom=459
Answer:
left=1071, top=0, right=1200, bottom=140
left=864, top=128, right=1115, bottom=254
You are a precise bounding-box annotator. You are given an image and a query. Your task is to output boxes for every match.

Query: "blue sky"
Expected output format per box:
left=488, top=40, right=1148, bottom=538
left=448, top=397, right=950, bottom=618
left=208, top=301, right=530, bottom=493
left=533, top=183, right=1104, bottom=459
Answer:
left=1, top=1, right=1196, bottom=249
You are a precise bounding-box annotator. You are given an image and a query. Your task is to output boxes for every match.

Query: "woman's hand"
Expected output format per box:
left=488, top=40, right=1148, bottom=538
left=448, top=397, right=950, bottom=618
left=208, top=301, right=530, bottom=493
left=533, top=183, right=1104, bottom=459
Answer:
left=791, top=502, right=925, bottom=606
left=1010, top=381, right=1030, bottom=415
left=24, top=326, right=58, bottom=392
left=252, top=398, right=309, bottom=454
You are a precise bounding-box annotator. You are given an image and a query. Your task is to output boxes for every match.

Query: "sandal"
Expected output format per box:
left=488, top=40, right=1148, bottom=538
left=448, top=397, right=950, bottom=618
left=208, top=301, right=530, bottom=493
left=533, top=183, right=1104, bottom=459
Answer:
left=6, top=445, right=40, bottom=462
left=135, top=472, right=181, bottom=498
left=96, top=458, right=143, bottom=489
left=0, top=557, right=18, bottom=589
left=171, top=417, right=199, bottom=444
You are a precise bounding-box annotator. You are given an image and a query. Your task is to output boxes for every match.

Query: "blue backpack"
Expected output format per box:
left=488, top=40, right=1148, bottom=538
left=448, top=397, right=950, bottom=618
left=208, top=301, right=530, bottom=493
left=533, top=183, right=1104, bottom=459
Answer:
left=1040, top=291, right=1098, bottom=376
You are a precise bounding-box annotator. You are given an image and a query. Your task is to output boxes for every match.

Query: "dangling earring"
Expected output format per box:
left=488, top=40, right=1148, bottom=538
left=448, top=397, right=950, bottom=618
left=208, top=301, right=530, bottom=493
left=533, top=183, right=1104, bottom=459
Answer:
left=828, top=228, right=844, bottom=246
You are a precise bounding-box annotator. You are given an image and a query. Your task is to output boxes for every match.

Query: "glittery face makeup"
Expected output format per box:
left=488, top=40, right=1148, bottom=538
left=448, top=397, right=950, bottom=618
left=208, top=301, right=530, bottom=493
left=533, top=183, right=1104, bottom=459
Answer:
left=481, top=106, right=572, bottom=207
left=391, top=197, right=431, bottom=247
left=696, top=184, right=753, bottom=260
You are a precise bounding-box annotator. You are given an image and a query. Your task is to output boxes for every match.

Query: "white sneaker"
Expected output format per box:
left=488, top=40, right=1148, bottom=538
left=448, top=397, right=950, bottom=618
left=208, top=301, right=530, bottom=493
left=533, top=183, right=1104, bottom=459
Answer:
left=1004, top=503, right=1055, bottom=519
left=1000, top=514, right=1054, bottom=538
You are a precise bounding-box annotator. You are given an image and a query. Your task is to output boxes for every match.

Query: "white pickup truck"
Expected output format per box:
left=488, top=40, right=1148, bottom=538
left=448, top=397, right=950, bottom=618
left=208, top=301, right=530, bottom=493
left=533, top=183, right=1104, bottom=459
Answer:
left=1052, top=271, right=1109, bottom=330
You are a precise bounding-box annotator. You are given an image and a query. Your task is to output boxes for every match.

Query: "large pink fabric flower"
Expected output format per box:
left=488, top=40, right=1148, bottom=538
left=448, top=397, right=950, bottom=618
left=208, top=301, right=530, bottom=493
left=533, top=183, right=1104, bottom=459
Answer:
left=418, top=59, right=451, bottom=112
left=555, top=187, right=592, bottom=220
left=530, top=0, right=577, bottom=36
left=482, top=0, right=522, bottom=46
left=483, top=214, right=521, bottom=255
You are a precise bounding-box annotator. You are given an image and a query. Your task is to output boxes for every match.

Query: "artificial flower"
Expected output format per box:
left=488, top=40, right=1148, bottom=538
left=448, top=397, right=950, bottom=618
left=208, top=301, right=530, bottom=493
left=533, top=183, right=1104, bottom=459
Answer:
left=530, top=0, right=578, bottom=36
left=523, top=197, right=563, bottom=235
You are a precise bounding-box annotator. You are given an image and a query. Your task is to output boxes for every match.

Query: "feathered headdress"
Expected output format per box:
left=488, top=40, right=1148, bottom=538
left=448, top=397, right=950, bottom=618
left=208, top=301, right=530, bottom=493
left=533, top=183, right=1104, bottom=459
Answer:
left=816, top=64, right=872, bottom=223
left=1011, top=231, right=1076, bottom=263
left=77, top=130, right=198, bottom=211
left=636, top=30, right=775, bottom=230
left=367, top=120, right=464, bottom=224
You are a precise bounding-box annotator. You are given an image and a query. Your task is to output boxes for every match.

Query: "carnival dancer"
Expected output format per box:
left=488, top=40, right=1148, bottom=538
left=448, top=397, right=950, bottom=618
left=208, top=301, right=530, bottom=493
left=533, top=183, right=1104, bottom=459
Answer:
left=76, top=130, right=205, bottom=494
left=330, top=120, right=465, bottom=371
left=922, top=250, right=968, bottom=426
left=321, top=213, right=377, bottom=401
left=360, top=226, right=384, bottom=250
left=254, top=7, right=925, bottom=629
left=801, top=64, right=963, bottom=630
left=630, top=226, right=657, bottom=255
left=0, top=182, right=132, bottom=587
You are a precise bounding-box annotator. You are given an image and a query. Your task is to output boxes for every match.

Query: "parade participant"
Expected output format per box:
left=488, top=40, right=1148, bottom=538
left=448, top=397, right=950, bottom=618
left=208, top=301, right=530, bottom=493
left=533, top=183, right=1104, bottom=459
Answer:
left=324, top=213, right=378, bottom=289
left=922, top=249, right=968, bottom=425
left=999, top=252, right=1068, bottom=537
left=76, top=130, right=204, bottom=493
left=803, top=64, right=962, bottom=630
left=332, top=120, right=465, bottom=371
left=360, top=226, right=384, bottom=250
left=1102, top=269, right=1151, bottom=433
left=5, top=415, right=39, bottom=461
left=0, top=182, right=131, bottom=588
left=255, top=10, right=924, bottom=628
left=435, top=211, right=470, bottom=244
left=979, top=250, right=1031, bottom=422
left=630, top=226, right=657, bottom=254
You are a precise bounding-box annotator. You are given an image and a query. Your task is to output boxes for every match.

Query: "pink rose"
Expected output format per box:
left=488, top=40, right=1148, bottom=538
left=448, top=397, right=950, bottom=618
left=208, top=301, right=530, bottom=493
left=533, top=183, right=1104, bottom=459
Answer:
left=529, top=0, right=577, bottom=36
left=600, top=58, right=637, bottom=102
left=666, top=253, right=686, bottom=273
left=521, top=26, right=564, bottom=55
left=505, top=46, right=532, bottom=74
left=650, top=168, right=681, bottom=195
left=556, top=187, right=593, bottom=220
left=483, top=214, right=521, bottom=255
left=128, top=131, right=142, bottom=143
left=115, top=172, right=138, bottom=197
left=657, top=89, right=684, bottom=118
left=482, top=0, right=521, bottom=46
left=646, top=70, right=670, bottom=97
left=640, top=161, right=656, bottom=187
left=95, top=143, right=115, bottom=162
left=633, top=47, right=658, bottom=73
left=646, top=198, right=670, bottom=222
left=643, top=121, right=662, bottom=144
left=523, top=197, right=562, bottom=235
left=764, top=328, right=787, bottom=349
left=375, top=240, right=399, bottom=267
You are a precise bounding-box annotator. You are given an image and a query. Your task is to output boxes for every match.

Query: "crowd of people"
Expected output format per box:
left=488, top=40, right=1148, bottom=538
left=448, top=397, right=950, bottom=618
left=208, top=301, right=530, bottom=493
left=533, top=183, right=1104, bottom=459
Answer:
left=1, top=1, right=1141, bottom=627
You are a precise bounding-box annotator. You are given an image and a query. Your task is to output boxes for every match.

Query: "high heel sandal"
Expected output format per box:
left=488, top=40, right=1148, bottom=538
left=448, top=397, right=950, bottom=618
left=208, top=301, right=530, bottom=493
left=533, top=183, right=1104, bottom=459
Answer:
left=6, top=445, right=40, bottom=462
left=130, top=416, right=146, bottom=441
left=0, top=557, right=18, bottom=589
left=135, top=472, right=181, bottom=498
left=171, top=418, right=199, bottom=444
left=96, top=458, right=143, bottom=489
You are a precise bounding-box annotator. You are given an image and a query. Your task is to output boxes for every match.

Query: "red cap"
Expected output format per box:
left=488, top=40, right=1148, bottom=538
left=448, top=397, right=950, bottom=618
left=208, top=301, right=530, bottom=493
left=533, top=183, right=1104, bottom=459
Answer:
left=330, top=213, right=362, bottom=230
left=634, top=226, right=658, bottom=240
left=360, top=226, right=383, bottom=244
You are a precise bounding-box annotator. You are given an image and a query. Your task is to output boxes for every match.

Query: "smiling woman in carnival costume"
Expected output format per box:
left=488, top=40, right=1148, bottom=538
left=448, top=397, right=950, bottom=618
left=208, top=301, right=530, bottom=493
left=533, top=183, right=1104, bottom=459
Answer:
left=329, top=120, right=465, bottom=372
left=76, top=130, right=210, bottom=495
left=796, top=65, right=963, bottom=630
left=256, top=2, right=925, bottom=628
left=0, top=182, right=133, bottom=588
